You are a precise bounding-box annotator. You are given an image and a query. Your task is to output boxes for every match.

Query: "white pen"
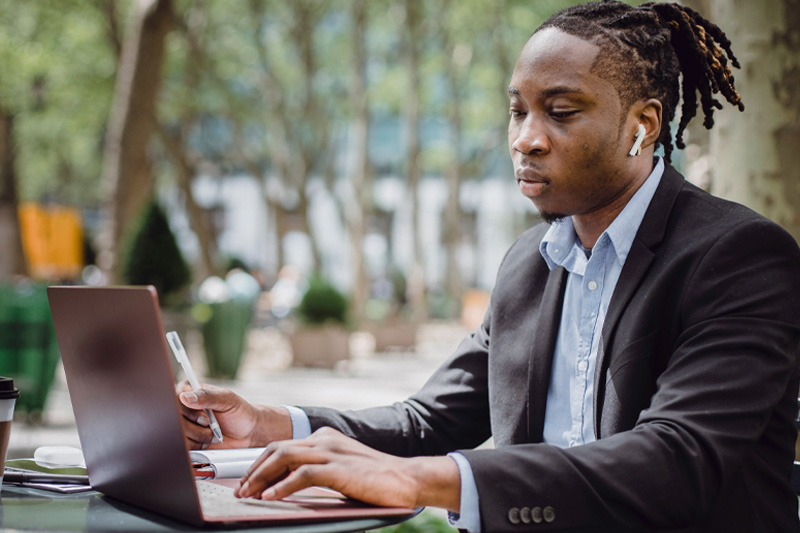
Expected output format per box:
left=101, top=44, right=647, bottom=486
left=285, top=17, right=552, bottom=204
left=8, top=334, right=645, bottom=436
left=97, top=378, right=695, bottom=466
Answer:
left=166, top=331, right=224, bottom=443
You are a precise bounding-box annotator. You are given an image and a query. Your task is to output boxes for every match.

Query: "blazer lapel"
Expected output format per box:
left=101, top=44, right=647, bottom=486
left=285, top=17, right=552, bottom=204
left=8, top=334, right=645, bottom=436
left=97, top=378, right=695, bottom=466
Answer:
left=594, top=164, right=685, bottom=434
left=528, top=265, right=568, bottom=442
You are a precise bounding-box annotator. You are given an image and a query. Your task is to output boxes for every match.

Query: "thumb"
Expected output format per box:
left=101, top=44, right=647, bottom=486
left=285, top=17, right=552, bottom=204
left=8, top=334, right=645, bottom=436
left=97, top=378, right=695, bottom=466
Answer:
left=179, top=388, right=204, bottom=406
left=179, top=386, right=237, bottom=411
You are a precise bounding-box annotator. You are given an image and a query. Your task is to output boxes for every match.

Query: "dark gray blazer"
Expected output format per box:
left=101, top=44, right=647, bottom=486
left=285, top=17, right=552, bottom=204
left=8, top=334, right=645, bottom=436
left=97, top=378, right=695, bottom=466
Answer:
left=303, top=165, right=800, bottom=532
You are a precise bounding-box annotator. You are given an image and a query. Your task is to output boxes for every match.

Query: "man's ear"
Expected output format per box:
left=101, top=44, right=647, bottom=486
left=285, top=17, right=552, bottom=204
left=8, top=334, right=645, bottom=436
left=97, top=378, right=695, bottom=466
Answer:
left=633, top=98, right=663, bottom=149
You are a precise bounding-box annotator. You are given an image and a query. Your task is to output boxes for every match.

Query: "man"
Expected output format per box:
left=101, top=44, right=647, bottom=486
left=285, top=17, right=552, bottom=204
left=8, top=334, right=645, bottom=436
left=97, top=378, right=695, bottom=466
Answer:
left=180, top=2, right=800, bottom=531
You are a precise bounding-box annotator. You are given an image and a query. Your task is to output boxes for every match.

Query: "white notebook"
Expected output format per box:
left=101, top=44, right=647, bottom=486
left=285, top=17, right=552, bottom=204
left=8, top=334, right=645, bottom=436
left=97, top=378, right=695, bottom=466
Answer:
left=189, top=447, right=265, bottom=478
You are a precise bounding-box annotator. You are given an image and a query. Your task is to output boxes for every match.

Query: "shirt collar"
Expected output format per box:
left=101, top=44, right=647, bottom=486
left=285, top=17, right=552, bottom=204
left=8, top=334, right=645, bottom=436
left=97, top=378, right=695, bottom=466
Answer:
left=539, top=157, right=665, bottom=270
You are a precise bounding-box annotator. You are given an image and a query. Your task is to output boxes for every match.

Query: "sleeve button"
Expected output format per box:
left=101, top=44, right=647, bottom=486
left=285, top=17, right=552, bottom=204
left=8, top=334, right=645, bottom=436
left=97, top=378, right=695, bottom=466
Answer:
left=508, top=507, right=521, bottom=524
left=543, top=506, right=556, bottom=523
left=520, top=507, right=531, bottom=524
left=532, top=506, right=543, bottom=523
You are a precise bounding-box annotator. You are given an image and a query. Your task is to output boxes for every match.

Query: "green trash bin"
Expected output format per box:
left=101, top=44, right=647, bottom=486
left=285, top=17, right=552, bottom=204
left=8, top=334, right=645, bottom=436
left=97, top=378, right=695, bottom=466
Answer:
left=0, top=283, right=60, bottom=419
left=198, top=300, right=254, bottom=380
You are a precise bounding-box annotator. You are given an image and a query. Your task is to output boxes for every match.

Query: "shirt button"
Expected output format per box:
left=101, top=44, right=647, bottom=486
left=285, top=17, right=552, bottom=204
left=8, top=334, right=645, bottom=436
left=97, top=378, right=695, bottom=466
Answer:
left=520, top=507, right=531, bottom=524
left=508, top=507, right=521, bottom=524
left=587, top=280, right=598, bottom=291
left=532, top=506, right=543, bottom=523
left=543, top=506, right=556, bottom=523
left=577, top=360, right=588, bottom=372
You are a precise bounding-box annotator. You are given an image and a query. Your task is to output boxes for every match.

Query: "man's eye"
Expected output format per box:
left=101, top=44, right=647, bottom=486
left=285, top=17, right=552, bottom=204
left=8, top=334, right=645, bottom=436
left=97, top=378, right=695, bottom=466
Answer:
left=550, top=110, right=578, bottom=119
left=509, top=109, right=525, bottom=118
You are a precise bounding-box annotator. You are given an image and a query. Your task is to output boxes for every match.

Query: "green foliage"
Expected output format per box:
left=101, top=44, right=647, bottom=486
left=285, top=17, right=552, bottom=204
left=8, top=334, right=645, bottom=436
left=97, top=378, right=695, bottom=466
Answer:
left=0, top=0, right=117, bottom=205
left=1, top=0, right=581, bottom=208
left=373, top=509, right=455, bottom=533
left=296, top=275, right=348, bottom=326
left=120, top=199, right=191, bottom=306
left=1, top=0, right=583, bottom=292
left=224, top=256, right=250, bottom=273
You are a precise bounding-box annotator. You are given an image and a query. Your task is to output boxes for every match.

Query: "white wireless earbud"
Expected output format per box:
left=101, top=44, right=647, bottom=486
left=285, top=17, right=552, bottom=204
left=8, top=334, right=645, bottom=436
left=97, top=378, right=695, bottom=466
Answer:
left=629, top=123, right=646, bottom=157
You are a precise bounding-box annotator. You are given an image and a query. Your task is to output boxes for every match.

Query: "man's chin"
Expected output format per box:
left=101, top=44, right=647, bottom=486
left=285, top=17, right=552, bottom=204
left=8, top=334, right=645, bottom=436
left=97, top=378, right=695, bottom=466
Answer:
left=539, top=211, right=567, bottom=225
left=528, top=199, right=566, bottom=225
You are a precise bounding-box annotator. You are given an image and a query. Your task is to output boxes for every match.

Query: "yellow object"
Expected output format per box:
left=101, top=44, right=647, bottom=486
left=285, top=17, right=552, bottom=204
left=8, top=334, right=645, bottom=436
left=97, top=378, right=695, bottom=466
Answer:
left=18, top=202, right=84, bottom=280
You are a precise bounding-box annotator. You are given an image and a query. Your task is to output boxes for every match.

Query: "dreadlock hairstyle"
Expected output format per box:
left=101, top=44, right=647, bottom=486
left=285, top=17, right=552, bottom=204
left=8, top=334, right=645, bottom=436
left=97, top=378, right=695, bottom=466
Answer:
left=537, top=0, right=744, bottom=163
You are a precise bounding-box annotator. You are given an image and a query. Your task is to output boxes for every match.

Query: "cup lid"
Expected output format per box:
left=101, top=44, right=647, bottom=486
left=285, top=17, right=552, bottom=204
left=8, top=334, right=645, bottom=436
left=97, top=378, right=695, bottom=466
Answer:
left=0, top=376, right=20, bottom=399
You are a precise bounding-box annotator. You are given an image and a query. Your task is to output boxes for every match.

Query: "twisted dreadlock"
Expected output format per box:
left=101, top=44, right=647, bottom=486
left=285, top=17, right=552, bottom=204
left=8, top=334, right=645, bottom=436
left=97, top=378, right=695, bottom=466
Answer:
left=537, top=0, right=744, bottom=163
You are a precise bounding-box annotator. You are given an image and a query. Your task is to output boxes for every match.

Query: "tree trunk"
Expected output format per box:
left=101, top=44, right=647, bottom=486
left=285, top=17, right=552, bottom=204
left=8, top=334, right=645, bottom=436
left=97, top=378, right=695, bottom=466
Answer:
left=102, top=0, right=124, bottom=60
left=403, top=0, right=427, bottom=324
left=156, top=6, right=222, bottom=281
left=98, top=0, right=173, bottom=278
left=440, top=1, right=468, bottom=307
left=291, top=1, right=327, bottom=275
left=271, top=198, right=288, bottom=273
left=296, top=189, right=322, bottom=273
left=0, top=111, right=27, bottom=279
left=347, top=0, right=371, bottom=326
left=158, top=124, right=220, bottom=279
left=709, top=0, right=800, bottom=243
left=245, top=2, right=332, bottom=279
left=246, top=3, right=292, bottom=280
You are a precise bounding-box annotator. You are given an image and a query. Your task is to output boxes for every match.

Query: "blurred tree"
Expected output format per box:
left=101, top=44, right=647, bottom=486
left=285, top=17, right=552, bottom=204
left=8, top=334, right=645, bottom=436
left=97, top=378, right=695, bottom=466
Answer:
left=236, top=0, right=343, bottom=274
left=345, top=0, right=372, bottom=326
left=270, top=0, right=338, bottom=273
left=437, top=0, right=476, bottom=307
left=1, top=2, right=118, bottom=207
left=99, top=0, right=173, bottom=279
left=0, top=0, right=592, bottom=301
left=709, top=0, right=800, bottom=243
left=240, top=0, right=294, bottom=272
left=0, top=0, right=121, bottom=279
left=157, top=1, right=223, bottom=280
left=402, top=0, right=427, bottom=324
left=0, top=110, right=27, bottom=278
left=157, top=122, right=222, bottom=280
left=101, top=0, right=125, bottom=59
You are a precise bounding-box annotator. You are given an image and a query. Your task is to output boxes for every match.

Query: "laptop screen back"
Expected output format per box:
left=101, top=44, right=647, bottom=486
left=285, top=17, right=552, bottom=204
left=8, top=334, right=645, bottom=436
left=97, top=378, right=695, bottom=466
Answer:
left=48, top=286, right=203, bottom=525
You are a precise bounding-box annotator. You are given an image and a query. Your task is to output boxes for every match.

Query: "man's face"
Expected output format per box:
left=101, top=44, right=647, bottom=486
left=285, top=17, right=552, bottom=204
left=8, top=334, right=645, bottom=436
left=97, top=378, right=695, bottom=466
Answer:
left=508, top=28, right=638, bottom=223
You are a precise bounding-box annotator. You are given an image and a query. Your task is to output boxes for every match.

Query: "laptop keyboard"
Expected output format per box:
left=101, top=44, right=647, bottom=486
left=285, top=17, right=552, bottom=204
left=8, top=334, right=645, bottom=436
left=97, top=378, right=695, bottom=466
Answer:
left=197, top=480, right=307, bottom=517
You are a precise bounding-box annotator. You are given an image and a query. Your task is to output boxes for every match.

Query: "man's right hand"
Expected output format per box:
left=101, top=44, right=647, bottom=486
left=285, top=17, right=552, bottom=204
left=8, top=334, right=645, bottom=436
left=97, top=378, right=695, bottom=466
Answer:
left=177, top=381, right=293, bottom=450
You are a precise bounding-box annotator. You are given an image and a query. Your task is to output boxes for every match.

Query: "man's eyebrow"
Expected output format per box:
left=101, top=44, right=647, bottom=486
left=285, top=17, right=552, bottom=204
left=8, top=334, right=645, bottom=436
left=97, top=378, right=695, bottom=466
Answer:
left=507, top=85, right=588, bottom=97
left=543, top=86, right=586, bottom=98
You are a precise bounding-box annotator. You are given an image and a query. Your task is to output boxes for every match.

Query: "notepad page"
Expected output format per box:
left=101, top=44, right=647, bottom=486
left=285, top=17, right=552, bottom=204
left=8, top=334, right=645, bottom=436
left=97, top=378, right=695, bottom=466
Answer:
left=189, top=447, right=266, bottom=464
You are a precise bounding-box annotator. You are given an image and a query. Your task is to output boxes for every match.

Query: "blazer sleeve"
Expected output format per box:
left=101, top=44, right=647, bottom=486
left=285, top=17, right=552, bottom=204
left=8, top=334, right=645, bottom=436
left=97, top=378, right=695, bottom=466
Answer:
left=301, top=310, right=493, bottom=457
left=460, top=217, right=800, bottom=531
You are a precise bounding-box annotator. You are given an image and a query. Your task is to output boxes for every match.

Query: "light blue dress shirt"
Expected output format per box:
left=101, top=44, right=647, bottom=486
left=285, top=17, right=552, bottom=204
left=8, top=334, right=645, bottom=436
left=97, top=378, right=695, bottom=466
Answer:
left=539, top=157, right=664, bottom=448
left=288, top=158, right=665, bottom=533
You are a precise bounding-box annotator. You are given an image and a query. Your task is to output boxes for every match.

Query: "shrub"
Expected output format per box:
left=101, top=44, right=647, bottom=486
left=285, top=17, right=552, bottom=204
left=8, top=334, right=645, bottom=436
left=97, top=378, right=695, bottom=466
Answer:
left=296, top=275, right=348, bottom=326
left=120, top=199, right=191, bottom=306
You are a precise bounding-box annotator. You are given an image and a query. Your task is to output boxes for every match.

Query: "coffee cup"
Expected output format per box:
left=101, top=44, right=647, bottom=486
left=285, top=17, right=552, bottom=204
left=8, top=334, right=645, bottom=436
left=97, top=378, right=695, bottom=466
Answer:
left=0, top=376, right=20, bottom=488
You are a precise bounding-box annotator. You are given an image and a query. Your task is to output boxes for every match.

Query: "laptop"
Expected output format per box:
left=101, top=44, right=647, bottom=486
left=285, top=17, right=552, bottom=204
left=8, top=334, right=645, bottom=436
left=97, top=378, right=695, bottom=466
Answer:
left=47, top=285, right=417, bottom=527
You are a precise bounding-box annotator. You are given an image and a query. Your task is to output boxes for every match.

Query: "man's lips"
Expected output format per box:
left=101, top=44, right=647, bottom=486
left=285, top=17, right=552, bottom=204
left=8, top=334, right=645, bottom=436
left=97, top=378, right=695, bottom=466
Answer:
left=515, top=168, right=550, bottom=185
left=515, top=168, right=550, bottom=197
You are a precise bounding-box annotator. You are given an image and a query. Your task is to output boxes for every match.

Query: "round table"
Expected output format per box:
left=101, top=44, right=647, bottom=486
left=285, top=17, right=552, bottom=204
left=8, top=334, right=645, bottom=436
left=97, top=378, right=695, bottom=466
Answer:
left=0, top=485, right=419, bottom=532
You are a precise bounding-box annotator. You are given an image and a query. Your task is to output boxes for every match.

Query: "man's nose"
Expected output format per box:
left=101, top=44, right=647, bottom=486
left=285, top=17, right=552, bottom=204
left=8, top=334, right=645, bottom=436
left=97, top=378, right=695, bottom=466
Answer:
left=511, top=117, right=550, bottom=155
